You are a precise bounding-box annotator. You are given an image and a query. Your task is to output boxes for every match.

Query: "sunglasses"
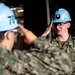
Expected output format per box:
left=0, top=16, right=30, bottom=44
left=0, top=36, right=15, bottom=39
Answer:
left=53, top=22, right=68, bottom=26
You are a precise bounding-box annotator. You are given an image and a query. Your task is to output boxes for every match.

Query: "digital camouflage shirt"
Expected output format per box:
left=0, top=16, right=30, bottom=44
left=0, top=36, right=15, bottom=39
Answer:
left=32, top=35, right=75, bottom=75
left=0, top=43, right=73, bottom=75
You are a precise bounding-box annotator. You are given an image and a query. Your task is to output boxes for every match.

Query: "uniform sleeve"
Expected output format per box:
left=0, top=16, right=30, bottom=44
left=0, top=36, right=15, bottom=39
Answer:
left=31, top=36, right=51, bottom=52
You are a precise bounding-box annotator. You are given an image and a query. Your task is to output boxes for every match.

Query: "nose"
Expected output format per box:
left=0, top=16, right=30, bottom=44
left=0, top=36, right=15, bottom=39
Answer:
left=56, top=24, right=61, bottom=29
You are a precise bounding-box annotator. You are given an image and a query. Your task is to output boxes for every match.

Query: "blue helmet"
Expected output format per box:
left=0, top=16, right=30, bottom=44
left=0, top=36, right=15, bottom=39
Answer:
left=52, top=8, right=71, bottom=23
left=0, top=3, right=18, bottom=32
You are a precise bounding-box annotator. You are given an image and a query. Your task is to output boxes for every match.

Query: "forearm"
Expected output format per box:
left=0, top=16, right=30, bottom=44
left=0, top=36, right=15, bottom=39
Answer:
left=31, top=36, right=51, bottom=51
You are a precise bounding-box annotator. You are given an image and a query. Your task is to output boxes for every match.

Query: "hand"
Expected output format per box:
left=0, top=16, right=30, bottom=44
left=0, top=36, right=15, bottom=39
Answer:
left=42, top=21, right=53, bottom=36
left=19, top=25, right=37, bottom=45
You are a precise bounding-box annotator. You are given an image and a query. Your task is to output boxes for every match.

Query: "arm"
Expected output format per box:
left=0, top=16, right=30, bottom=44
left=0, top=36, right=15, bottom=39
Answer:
left=18, top=25, right=37, bottom=45
left=18, top=24, right=55, bottom=51
left=19, top=25, right=51, bottom=50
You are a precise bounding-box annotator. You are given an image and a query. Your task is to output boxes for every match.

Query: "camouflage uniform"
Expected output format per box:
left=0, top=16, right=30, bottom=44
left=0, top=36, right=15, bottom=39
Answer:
left=31, top=35, right=75, bottom=75
left=0, top=43, right=72, bottom=75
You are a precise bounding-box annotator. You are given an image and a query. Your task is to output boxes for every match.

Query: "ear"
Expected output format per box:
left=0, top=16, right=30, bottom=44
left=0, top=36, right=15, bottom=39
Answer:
left=5, top=31, right=11, bottom=40
left=67, top=22, right=71, bottom=28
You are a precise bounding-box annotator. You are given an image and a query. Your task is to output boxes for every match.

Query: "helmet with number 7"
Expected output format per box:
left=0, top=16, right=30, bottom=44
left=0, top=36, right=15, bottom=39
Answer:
left=52, top=8, right=71, bottom=23
left=0, top=3, right=18, bottom=32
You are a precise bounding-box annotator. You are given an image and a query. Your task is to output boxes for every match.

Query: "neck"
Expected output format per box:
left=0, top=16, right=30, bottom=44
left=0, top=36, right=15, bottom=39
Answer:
left=0, top=40, right=12, bottom=52
left=57, top=33, right=69, bottom=42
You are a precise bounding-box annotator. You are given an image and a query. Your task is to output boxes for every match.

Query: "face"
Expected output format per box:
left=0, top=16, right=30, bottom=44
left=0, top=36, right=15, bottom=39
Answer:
left=53, top=22, right=70, bottom=36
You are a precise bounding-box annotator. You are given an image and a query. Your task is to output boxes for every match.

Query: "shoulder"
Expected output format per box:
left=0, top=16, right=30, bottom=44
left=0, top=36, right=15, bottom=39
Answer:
left=70, top=35, right=75, bottom=46
left=71, top=36, right=75, bottom=40
left=13, top=49, right=25, bottom=58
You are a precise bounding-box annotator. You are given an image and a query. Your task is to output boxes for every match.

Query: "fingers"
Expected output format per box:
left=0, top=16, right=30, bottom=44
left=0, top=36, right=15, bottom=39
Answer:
left=49, top=21, right=53, bottom=27
left=18, top=24, right=29, bottom=34
left=47, top=21, right=53, bottom=30
left=42, top=21, right=53, bottom=36
left=51, top=21, right=53, bottom=26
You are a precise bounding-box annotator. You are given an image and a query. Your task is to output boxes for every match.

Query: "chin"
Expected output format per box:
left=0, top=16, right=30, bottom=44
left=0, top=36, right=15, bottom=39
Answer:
left=57, top=33, right=62, bottom=36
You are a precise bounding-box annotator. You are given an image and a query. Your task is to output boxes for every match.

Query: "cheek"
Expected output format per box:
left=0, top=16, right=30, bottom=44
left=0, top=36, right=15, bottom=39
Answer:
left=9, top=34, right=15, bottom=50
left=11, top=34, right=15, bottom=44
left=62, top=26, right=68, bottom=30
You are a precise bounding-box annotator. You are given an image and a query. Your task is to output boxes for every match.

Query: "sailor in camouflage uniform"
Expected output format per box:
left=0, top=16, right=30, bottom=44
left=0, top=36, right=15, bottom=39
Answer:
left=0, top=3, right=73, bottom=75
left=19, top=8, right=75, bottom=75
left=41, top=8, right=75, bottom=75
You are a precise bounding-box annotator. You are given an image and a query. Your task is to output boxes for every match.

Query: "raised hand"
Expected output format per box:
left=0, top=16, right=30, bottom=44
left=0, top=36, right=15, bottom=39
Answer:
left=42, top=21, right=53, bottom=36
left=19, top=25, right=37, bottom=45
